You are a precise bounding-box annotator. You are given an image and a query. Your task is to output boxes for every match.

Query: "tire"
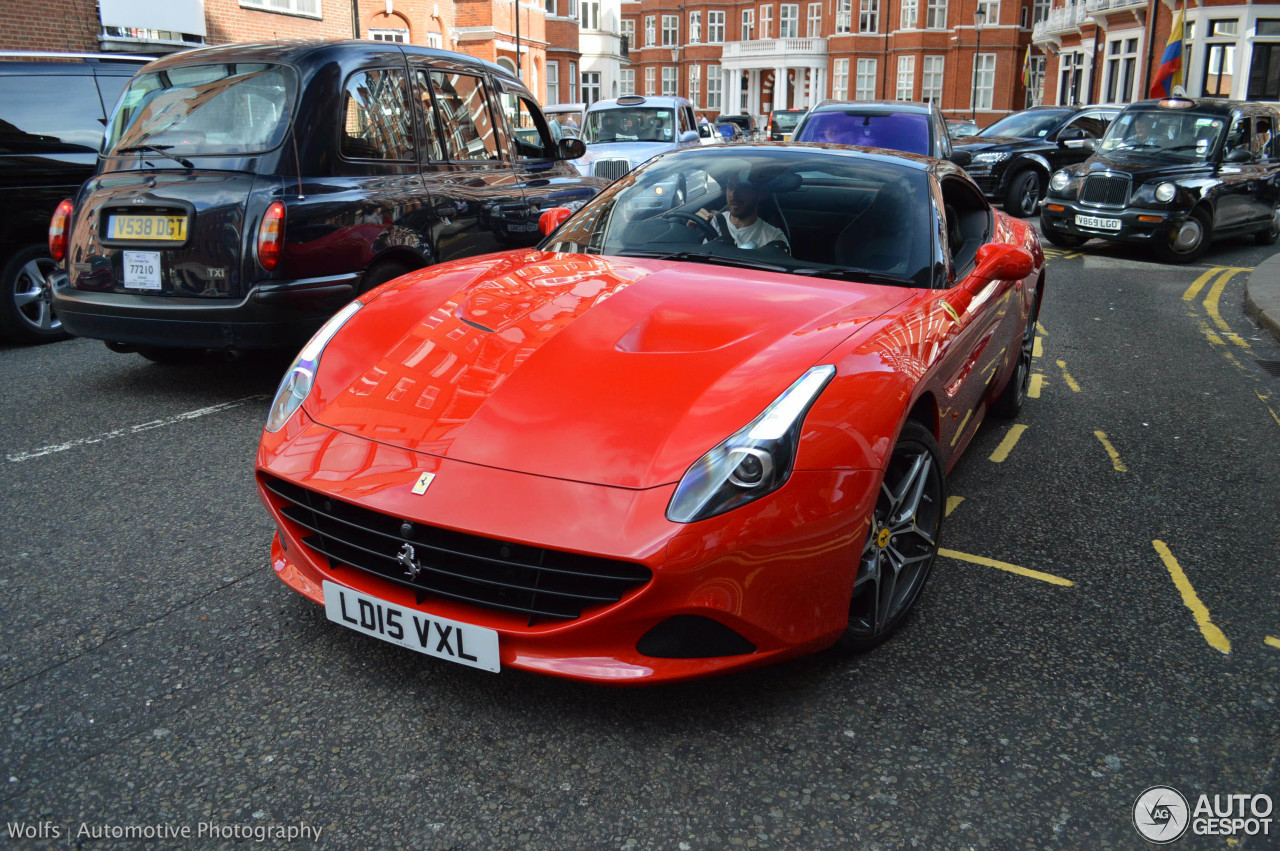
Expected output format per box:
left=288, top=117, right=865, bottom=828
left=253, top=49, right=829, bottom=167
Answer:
left=835, top=419, right=945, bottom=653
left=0, top=245, right=69, bottom=344
left=1039, top=219, right=1087, bottom=248
left=1256, top=203, right=1280, bottom=245
left=992, top=288, right=1039, bottom=418
left=136, top=346, right=205, bottom=365
left=1153, top=208, right=1212, bottom=264
left=359, top=261, right=414, bottom=295
left=1004, top=170, right=1043, bottom=218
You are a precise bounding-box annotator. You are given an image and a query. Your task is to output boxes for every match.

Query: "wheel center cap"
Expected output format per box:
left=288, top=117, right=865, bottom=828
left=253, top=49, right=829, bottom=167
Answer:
left=876, top=528, right=892, bottom=549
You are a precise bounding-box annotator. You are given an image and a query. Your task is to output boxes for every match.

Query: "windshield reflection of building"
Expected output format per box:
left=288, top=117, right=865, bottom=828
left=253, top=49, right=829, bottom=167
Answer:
left=348, top=254, right=643, bottom=451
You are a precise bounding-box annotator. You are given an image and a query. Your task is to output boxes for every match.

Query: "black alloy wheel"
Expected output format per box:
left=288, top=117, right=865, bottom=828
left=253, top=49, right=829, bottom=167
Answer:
left=0, top=246, right=68, bottom=344
left=1154, top=208, right=1212, bottom=264
left=1256, top=203, right=1280, bottom=245
left=993, top=290, right=1038, bottom=418
left=1004, top=170, right=1042, bottom=218
left=837, top=420, right=944, bottom=652
left=360, top=260, right=415, bottom=295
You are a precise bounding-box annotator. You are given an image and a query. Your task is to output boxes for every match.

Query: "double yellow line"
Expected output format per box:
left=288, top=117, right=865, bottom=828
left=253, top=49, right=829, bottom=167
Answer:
left=1183, top=266, right=1252, bottom=349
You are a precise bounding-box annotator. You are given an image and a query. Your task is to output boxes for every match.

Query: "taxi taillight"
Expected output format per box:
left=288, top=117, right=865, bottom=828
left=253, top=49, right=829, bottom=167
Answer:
left=48, top=199, right=73, bottom=262
left=257, top=201, right=286, bottom=271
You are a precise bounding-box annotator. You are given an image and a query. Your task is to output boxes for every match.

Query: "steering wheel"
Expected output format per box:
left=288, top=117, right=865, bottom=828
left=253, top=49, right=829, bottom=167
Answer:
left=662, top=210, right=719, bottom=240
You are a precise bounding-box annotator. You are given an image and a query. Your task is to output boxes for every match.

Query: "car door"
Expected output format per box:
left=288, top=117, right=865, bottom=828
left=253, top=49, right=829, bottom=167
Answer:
left=494, top=83, right=596, bottom=246
left=1215, top=111, right=1266, bottom=229
left=1246, top=110, right=1280, bottom=224
left=409, top=61, right=528, bottom=262
left=1049, top=111, right=1111, bottom=170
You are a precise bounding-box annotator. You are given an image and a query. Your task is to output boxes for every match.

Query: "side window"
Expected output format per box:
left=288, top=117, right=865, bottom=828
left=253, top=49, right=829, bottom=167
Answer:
left=341, top=68, right=414, bottom=160
left=1226, top=114, right=1251, bottom=154
left=430, top=71, right=501, bottom=161
left=0, top=74, right=106, bottom=152
left=498, top=92, right=555, bottom=159
left=940, top=176, right=990, bottom=277
left=1253, top=115, right=1274, bottom=159
left=411, top=70, right=444, bottom=161
left=1067, top=115, right=1108, bottom=138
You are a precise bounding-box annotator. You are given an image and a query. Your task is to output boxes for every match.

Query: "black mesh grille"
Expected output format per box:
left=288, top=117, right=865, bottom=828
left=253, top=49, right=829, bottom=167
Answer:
left=594, top=159, right=631, bottom=181
left=262, top=474, right=650, bottom=622
left=1080, top=175, right=1130, bottom=207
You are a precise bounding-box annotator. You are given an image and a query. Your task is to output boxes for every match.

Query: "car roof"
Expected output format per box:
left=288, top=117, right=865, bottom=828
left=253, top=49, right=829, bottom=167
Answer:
left=660, top=140, right=964, bottom=175
left=1121, top=96, right=1273, bottom=116
left=810, top=99, right=936, bottom=115
left=588, top=95, right=691, bottom=111
left=133, top=40, right=516, bottom=84
left=0, top=51, right=153, bottom=75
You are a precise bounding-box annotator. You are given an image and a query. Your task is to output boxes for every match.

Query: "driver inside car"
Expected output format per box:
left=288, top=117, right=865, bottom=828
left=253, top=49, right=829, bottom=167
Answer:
left=689, top=172, right=789, bottom=251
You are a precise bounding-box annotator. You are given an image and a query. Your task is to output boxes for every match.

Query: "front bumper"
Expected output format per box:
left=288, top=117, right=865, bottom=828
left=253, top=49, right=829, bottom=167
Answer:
left=256, top=410, right=879, bottom=684
left=1040, top=199, right=1183, bottom=244
left=52, top=272, right=359, bottom=350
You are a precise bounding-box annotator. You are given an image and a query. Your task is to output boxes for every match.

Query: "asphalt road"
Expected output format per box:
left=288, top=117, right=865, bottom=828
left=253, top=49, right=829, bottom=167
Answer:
left=3, top=230, right=1280, bottom=850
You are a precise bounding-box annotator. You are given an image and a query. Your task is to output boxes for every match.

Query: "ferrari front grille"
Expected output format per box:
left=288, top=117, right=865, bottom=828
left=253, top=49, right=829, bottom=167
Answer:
left=261, top=474, right=650, bottom=622
left=1080, top=174, right=1130, bottom=207
left=594, top=159, right=631, bottom=181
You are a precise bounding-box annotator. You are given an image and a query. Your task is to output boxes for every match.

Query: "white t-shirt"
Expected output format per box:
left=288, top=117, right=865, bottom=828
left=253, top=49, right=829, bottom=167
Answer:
left=714, top=215, right=787, bottom=249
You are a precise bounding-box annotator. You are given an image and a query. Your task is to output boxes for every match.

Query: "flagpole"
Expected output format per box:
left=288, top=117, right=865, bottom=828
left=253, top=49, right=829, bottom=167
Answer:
left=1142, top=0, right=1159, bottom=95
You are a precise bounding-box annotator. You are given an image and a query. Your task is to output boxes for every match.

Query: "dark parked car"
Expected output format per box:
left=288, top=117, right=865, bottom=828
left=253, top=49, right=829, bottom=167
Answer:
left=52, top=41, right=599, bottom=362
left=1041, top=97, right=1280, bottom=263
left=0, top=52, right=149, bottom=344
left=792, top=100, right=970, bottom=165
left=715, top=113, right=759, bottom=140
left=954, top=104, right=1120, bottom=217
left=765, top=108, right=807, bottom=141
left=946, top=118, right=980, bottom=139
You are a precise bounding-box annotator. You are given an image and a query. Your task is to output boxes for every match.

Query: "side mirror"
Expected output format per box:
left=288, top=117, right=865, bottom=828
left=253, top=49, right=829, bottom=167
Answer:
left=1224, top=147, right=1254, bottom=164
left=680, top=129, right=700, bottom=143
left=698, top=124, right=712, bottom=138
left=1058, top=127, right=1086, bottom=144
left=556, top=137, right=587, bottom=160
left=969, top=243, right=1034, bottom=287
left=947, top=150, right=973, bottom=167
left=539, top=207, right=573, bottom=236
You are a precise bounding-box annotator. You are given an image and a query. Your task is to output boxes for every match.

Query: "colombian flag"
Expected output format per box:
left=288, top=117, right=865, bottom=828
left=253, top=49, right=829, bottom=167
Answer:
left=1149, top=9, right=1185, bottom=97
left=1022, top=46, right=1032, bottom=87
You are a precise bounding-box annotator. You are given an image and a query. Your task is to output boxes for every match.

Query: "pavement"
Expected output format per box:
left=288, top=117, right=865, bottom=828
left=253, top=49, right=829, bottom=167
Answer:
left=1246, top=250, right=1280, bottom=342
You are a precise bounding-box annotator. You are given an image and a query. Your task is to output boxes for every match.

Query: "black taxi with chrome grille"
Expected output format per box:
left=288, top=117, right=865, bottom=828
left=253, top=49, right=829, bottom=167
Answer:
left=1040, top=97, right=1280, bottom=264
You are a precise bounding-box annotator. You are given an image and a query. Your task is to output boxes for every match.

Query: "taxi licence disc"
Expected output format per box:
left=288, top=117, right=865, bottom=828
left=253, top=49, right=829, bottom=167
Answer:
left=107, top=213, right=187, bottom=241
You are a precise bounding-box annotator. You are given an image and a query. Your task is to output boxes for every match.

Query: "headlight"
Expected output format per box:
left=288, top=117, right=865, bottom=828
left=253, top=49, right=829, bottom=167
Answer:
left=1050, top=170, right=1070, bottom=192
left=973, top=152, right=1011, bottom=164
left=1155, top=182, right=1177, bottom=202
left=667, top=365, right=836, bottom=523
left=265, top=300, right=363, bottom=433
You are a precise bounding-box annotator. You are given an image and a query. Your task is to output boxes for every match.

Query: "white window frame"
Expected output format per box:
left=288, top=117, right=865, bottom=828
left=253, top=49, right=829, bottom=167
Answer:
left=581, top=71, right=601, bottom=104
left=760, top=5, right=773, bottom=39
left=896, top=55, right=915, bottom=100
left=900, top=0, right=917, bottom=30
left=807, top=3, right=822, bottom=37
left=662, top=14, right=679, bottom=46
left=689, top=11, right=701, bottom=43
left=708, top=11, right=725, bottom=43
left=645, top=66, right=656, bottom=95
left=833, top=57, right=849, bottom=98
left=922, top=55, right=944, bottom=102
left=569, top=61, right=578, bottom=102
left=544, top=0, right=556, bottom=16
left=368, top=28, right=408, bottom=42
left=546, top=61, right=560, bottom=103
left=973, top=52, right=995, bottom=110
left=621, top=19, right=635, bottom=47
left=780, top=4, right=799, bottom=38
left=859, top=0, right=879, bottom=34
left=856, top=57, right=877, bottom=99
left=620, top=68, right=635, bottom=94
left=580, top=0, right=599, bottom=30
left=708, top=65, right=723, bottom=108
left=926, top=0, right=946, bottom=28
left=1103, top=35, right=1140, bottom=104
left=239, top=0, right=321, bottom=18
left=742, top=9, right=755, bottom=40
left=836, top=0, right=852, bottom=33
left=662, top=65, right=677, bottom=96
left=689, top=64, right=701, bottom=107
left=976, top=0, right=999, bottom=26
left=645, top=15, right=656, bottom=46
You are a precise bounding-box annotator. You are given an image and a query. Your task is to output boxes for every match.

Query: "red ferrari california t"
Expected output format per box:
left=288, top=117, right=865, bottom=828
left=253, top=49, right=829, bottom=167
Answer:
left=255, top=145, right=1044, bottom=684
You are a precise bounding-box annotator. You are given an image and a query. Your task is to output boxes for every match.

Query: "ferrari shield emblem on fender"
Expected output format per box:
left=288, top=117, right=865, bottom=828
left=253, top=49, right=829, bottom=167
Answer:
left=412, top=472, right=436, bottom=495
left=939, top=300, right=961, bottom=323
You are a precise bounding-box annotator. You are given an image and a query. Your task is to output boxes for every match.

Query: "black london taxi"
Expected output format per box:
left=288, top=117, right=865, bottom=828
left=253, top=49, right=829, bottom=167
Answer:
left=953, top=104, right=1121, bottom=217
left=50, top=41, right=599, bottom=362
left=1040, top=98, right=1280, bottom=264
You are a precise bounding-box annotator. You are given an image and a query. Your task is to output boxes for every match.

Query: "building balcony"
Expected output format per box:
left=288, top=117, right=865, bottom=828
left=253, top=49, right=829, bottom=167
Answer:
left=1032, top=4, right=1091, bottom=41
left=1085, top=0, right=1146, bottom=15
left=720, top=38, right=827, bottom=67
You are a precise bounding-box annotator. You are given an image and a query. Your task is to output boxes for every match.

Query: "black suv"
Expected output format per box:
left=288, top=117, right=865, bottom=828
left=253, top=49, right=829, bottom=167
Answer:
left=954, top=105, right=1120, bottom=217
left=1041, top=98, right=1280, bottom=263
left=0, top=52, right=149, bottom=343
left=52, top=41, right=600, bottom=362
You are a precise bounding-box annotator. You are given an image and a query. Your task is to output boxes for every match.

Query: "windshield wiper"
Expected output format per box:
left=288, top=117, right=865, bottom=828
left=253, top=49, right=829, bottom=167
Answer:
left=789, top=267, right=915, bottom=286
left=116, top=144, right=194, bottom=169
left=617, top=249, right=792, bottom=273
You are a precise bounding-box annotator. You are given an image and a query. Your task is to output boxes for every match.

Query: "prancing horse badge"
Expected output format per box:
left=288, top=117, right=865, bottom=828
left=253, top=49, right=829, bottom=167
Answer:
left=412, top=472, right=436, bottom=495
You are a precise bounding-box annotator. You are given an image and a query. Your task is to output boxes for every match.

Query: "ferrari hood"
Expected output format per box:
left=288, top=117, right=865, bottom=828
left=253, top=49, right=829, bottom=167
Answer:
left=306, top=251, right=909, bottom=489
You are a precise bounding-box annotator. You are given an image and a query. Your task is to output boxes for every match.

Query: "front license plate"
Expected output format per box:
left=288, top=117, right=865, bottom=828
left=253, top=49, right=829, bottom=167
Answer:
left=322, top=580, right=500, bottom=673
left=122, top=251, right=161, bottom=290
left=1075, top=214, right=1122, bottom=231
left=107, top=214, right=187, bottom=241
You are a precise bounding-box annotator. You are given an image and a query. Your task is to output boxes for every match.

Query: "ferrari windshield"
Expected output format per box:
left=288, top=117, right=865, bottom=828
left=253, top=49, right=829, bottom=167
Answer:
left=543, top=147, right=936, bottom=287
left=980, top=109, right=1072, bottom=139
left=105, top=63, right=295, bottom=156
left=1097, top=110, right=1226, bottom=161
left=583, top=108, right=678, bottom=143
